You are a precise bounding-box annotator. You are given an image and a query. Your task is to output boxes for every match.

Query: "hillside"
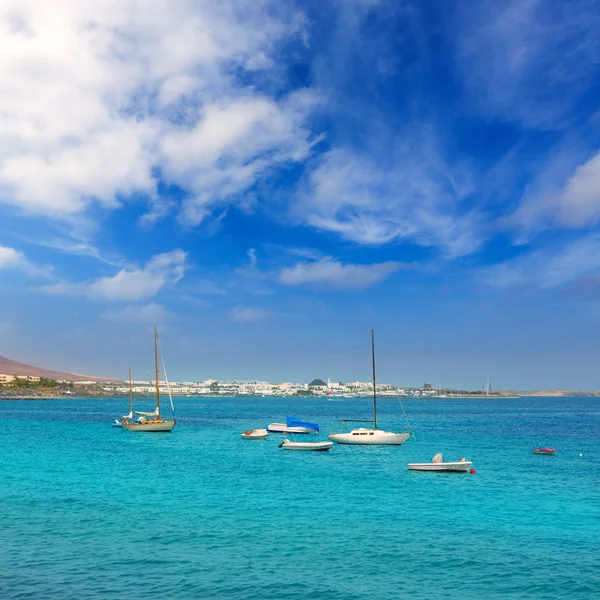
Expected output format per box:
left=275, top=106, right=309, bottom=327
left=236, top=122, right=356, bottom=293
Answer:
left=0, top=355, right=116, bottom=383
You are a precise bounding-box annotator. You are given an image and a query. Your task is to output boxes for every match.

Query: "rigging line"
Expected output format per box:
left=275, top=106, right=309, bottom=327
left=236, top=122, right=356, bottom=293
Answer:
left=398, top=393, right=416, bottom=442
left=158, top=340, right=175, bottom=413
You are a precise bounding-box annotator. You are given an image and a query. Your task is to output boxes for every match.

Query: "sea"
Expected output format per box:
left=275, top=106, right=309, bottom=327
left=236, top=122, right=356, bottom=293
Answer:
left=1, top=395, right=599, bottom=600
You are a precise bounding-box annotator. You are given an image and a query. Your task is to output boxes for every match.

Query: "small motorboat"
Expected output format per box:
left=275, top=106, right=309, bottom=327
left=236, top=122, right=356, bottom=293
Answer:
left=532, top=448, right=555, bottom=454
left=240, top=428, right=269, bottom=440
left=267, top=416, right=319, bottom=434
left=279, top=439, right=333, bottom=452
left=408, top=453, right=473, bottom=472
left=112, top=419, right=122, bottom=428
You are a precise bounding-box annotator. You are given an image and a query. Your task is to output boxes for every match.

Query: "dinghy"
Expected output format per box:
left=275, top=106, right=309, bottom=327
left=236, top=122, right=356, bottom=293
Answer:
left=532, top=448, right=555, bottom=454
left=240, top=428, right=269, bottom=440
left=279, top=439, right=333, bottom=452
left=408, top=453, right=472, bottom=472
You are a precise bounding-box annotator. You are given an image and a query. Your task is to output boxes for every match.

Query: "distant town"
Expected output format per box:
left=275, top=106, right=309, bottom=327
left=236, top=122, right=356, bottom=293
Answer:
left=2, top=372, right=600, bottom=399
left=0, top=373, right=516, bottom=398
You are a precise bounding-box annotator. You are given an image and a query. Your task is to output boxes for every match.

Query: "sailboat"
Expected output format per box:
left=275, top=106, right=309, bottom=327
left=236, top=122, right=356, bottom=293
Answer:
left=328, top=330, right=411, bottom=445
left=112, top=367, right=135, bottom=427
left=121, top=327, right=176, bottom=432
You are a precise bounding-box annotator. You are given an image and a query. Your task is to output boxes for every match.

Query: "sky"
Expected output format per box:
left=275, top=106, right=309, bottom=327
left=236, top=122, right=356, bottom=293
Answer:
left=1, top=0, right=600, bottom=390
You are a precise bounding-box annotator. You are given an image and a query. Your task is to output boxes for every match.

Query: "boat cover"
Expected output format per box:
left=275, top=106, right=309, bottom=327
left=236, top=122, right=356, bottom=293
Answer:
left=286, top=415, right=319, bottom=432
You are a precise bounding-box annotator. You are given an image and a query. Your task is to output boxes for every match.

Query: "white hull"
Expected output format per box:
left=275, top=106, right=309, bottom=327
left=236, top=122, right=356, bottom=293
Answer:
left=240, top=428, right=269, bottom=440
left=408, top=461, right=472, bottom=472
left=267, top=423, right=316, bottom=434
left=328, top=428, right=410, bottom=445
left=122, top=419, right=176, bottom=432
left=280, top=440, right=333, bottom=451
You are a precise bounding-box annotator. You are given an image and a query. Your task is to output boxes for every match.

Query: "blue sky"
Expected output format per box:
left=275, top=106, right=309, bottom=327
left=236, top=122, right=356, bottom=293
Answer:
left=1, top=0, right=600, bottom=389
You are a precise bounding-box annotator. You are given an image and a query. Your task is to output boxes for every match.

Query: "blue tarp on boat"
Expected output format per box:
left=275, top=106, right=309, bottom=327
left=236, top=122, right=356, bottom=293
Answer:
left=286, top=415, right=319, bottom=432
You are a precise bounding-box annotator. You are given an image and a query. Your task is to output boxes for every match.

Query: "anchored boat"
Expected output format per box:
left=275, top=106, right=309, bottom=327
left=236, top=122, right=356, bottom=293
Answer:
left=113, top=367, right=135, bottom=428
left=408, top=453, right=473, bottom=472
left=240, top=428, right=269, bottom=440
left=279, top=439, right=333, bottom=452
left=267, top=416, right=319, bottom=434
left=329, top=330, right=411, bottom=446
left=121, top=327, right=176, bottom=433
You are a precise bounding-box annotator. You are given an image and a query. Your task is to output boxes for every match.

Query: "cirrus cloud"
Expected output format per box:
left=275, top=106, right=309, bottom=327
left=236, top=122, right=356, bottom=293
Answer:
left=279, top=257, right=406, bottom=290
left=229, top=306, right=269, bottom=322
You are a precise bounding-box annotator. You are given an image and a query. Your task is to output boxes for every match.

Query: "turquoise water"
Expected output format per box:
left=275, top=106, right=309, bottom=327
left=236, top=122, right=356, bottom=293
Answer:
left=1, top=396, right=599, bottom=599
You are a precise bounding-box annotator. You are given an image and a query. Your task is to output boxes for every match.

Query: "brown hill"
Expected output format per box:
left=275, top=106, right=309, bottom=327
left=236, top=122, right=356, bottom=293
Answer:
left=0, top=355, right=117, bottom=382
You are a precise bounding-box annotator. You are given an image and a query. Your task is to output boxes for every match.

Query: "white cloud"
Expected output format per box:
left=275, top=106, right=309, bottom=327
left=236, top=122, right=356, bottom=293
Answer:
left=0, top=245, right=25, bottom=269
left=453, top=0, right=600, bottom=127
left=229, top=306, right=269, bottom=322
left=41, top=249, right=186, bottom=302
left=279, top=257, right=405, bottom=290
left=484, top=233, right=600, bottom=289
left=170, top=91, right=321, bottom=227
left=235, top=248, right=260, bottom=277
left=509, top=150, right=600, bottom=239
left=296, top=145, right=481, bottom=257
left=102, top=302, right=174, bottom=326
left=0, top=0, right=316, bottom=223
left=556, top=152, right=600, bottom=227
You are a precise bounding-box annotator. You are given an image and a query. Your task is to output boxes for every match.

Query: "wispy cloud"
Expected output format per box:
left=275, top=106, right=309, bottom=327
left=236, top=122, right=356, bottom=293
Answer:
left=40, top=250, right=186, bottom=302
left=0, top=245, right=26, bottom=270
left=235, top=248, right=260, bottom=277
left=453, top=0, right=600, bottom=127
left=295, top=143, right=481, bottom=257
left=508, top=150, right=600, bottom=240
left=484, top=233, right=600, bottom=289
left=279, top=257, right=406, bottom=290
left=0, top=244, right=53, bottom=278
left=102, top=302, right=175, bottom=326
left=229, top=306, right=270, bottom=322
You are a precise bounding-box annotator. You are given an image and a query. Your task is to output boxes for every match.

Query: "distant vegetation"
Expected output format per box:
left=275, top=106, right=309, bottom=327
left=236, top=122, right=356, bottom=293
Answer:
left=2, top=377, right=73, bottom=389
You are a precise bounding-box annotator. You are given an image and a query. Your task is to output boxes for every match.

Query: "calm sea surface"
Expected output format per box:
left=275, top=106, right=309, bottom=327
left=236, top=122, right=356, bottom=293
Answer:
left=1, top=396, right=599, bottom=599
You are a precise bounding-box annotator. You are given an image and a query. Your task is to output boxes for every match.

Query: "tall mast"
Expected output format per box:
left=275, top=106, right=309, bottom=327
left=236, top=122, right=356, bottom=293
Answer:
left=129, top=367, right=133, bottom=415
left=371, top=329, right=378, bottom=430
left=154, top=326, right=160, bottom=415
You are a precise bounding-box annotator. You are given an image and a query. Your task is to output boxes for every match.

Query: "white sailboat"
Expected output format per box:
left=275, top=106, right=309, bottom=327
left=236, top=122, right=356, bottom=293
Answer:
left=121, top=327, right=176, bottom=432
left=329, top=330, right=411, bottom=446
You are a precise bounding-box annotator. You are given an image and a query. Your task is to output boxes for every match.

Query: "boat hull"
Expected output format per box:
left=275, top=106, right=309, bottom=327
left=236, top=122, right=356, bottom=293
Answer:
left=408, top=461, right=472, bottom=472
left=122, top=419, right=176, bottom=432
left=281, top=440, right=333, bottom=451
left=240, top=428, right=269, bottom=440
left=267, top=423, right=316, bottom=434
left=328, top=429, right=410, bottom=445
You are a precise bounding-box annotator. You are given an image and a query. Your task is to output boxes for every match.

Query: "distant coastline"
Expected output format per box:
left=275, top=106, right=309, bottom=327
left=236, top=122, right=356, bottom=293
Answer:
left=2, top=389, right=600, bottom=401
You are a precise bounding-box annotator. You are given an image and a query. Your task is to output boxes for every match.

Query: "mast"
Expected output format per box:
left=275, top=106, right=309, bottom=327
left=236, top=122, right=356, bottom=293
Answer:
left=371, top=329, right=378, bottom=430
left=154, top=326, right=160, bottom=415
left=129, top=367, right=133, bottom=416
